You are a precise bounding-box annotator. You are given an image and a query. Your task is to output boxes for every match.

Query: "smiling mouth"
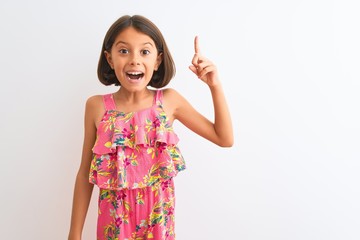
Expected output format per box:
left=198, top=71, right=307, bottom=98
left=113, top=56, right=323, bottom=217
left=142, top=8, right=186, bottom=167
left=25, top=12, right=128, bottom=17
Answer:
left=126, top=71, right=144, bottom=80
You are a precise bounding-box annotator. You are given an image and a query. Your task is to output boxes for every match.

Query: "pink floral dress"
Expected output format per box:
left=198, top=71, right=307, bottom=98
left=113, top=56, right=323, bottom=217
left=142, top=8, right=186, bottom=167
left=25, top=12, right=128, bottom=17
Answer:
left=89, top=90, right=186, bottom=240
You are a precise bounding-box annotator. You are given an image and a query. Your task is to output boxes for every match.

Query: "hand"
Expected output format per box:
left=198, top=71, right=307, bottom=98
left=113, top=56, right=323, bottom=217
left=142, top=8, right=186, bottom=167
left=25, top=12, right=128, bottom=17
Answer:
left=189, top=36, right=219, bottom=87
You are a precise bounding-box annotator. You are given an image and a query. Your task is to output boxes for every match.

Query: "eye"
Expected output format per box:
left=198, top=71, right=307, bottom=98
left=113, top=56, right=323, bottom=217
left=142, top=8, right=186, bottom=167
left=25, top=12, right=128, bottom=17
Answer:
left=141, top=49, right=150, bottom=55
left=119, top=49, right=128, bottom=54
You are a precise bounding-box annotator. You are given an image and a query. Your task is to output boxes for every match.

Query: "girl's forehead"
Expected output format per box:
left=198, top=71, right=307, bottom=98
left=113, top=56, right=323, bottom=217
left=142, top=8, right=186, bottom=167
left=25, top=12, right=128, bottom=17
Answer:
left=114, top=27, right=155, bottom=46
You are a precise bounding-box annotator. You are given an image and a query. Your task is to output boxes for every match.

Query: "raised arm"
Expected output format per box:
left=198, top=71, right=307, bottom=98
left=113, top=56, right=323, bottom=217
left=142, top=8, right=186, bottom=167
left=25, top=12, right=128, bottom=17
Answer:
left=171, top=36, right=233, bottom=147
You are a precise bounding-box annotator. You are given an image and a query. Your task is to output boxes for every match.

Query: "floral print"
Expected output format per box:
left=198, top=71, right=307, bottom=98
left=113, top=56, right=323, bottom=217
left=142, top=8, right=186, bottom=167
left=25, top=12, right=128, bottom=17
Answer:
left=98, top=179, right=175, bottom=240
left=90, top=90, right=185, bottom=239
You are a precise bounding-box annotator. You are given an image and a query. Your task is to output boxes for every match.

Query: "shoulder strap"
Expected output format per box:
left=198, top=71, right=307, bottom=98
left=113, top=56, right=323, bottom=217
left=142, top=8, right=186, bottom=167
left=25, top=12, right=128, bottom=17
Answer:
left=154, top=89, right=163, bottom=106
left=103, top=94, right=116, bottom=111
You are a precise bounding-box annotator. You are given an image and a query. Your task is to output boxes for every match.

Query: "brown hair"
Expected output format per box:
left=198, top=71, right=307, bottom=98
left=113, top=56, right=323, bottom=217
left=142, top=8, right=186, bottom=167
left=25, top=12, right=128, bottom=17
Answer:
left=97, top=15, right=176, bottom=88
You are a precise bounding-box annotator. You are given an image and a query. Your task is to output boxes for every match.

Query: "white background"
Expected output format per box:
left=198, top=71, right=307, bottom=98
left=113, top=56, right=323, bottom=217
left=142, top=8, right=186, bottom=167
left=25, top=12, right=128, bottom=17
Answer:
left=1, top=0, right=360, bottom=239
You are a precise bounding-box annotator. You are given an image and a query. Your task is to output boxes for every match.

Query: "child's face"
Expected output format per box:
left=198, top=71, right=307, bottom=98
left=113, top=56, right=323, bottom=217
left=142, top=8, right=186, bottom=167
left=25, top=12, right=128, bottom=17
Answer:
left=105, top=27, right=162, bottom=91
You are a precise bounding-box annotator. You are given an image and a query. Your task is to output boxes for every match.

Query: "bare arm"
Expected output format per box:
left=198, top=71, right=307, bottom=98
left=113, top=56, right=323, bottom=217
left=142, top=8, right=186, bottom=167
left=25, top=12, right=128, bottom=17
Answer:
left=166, top=36, right=233, bottom=147
left=68, top=96, right=101, bottom=240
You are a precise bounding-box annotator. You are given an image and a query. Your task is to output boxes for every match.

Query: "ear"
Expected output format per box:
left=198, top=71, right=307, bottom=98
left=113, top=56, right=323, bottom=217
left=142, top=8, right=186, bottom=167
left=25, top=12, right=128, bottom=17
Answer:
left=104, top=51, right=114, bottom=69
left=154, top=52, right=163, bottom=71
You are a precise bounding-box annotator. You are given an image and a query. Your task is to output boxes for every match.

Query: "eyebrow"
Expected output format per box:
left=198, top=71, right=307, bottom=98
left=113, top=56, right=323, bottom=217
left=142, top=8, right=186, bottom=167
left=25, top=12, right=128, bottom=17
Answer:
left=115, top=41, right=154, bottom=47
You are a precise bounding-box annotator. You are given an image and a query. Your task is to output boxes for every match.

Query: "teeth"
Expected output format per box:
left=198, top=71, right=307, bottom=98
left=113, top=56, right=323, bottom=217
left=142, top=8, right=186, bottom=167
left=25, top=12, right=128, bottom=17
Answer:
left=127, top=71, right=142, bottom=75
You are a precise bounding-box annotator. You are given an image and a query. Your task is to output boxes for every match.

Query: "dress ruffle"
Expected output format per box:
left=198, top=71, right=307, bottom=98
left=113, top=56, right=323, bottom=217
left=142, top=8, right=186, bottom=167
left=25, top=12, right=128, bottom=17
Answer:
left=89, top=107, right=185, bottom=190
left=92, top=108, right=180, bottom=154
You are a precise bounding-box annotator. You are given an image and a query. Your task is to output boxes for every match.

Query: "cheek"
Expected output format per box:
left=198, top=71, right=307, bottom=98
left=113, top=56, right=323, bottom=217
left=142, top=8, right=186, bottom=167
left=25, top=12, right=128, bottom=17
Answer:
left=114, top=61, right=129, bottom=72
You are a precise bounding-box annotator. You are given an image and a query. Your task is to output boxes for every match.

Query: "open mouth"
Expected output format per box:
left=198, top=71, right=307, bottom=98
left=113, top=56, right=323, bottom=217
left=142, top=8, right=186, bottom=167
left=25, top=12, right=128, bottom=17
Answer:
left=126, top=71, right=144, bottom=80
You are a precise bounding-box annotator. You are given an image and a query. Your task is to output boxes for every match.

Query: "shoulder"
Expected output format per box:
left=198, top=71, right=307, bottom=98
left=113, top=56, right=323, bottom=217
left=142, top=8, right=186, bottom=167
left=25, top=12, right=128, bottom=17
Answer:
left=83, top=94, right=109, bottom=127
left=162, top=88, right=185, bottom=104
left=160, top=88, right=182, bottom=121
left=84, top=94, right=107, bottom=119
left=161, top=88, right=191, bottom=121
left=85, top=94, right=103, bottom=109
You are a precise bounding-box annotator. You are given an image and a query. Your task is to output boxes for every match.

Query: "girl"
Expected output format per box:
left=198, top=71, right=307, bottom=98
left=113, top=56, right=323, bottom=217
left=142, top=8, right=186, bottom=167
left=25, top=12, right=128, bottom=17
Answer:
left=68, top=15, right=233, bottom=240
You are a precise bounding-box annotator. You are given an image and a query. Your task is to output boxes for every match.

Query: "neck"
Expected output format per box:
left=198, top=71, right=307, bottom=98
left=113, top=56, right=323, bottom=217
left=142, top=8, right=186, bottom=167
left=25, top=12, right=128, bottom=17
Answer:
left=115, top=87, right=152, bottom=103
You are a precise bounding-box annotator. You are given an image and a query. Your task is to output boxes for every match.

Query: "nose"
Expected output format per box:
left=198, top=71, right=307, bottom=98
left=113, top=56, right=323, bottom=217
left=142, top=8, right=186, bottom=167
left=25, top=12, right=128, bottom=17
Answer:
left=129, top=53, right=140, bottom=66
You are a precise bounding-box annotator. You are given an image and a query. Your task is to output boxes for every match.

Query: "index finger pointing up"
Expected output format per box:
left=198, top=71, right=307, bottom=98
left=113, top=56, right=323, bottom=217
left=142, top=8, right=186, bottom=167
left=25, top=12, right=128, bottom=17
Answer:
left=194, top=36, right=200, bottom=54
